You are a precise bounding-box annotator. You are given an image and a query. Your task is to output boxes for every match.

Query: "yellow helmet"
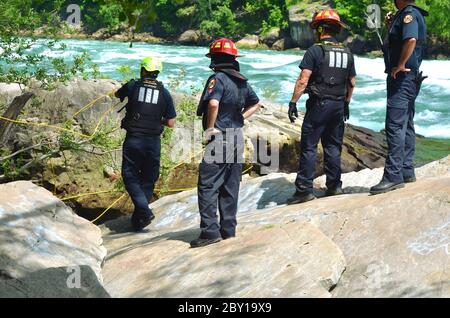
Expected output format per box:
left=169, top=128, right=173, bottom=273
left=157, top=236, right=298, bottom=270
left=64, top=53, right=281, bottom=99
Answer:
left=140, top=56, right=163, bottom=73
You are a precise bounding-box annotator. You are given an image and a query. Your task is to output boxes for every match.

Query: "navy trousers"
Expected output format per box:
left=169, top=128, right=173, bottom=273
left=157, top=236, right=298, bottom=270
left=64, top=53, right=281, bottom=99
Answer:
left=383, top=72, right=420, bottom=183
left=197, top=134, right=243, bottom=240
left=122, top=134, right=160, bottom=223
left=295, top=98, right=345, bottom=193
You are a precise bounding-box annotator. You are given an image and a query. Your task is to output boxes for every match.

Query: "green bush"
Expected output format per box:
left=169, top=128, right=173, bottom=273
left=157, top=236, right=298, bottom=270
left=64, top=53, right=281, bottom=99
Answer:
left=416, top=0, right=450, bottom=40
left=83, top=2, right=123, bottom=33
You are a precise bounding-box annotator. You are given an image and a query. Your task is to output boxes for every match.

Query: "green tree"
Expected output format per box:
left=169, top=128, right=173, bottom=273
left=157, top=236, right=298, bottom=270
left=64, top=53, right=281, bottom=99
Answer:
left=416, top=0, right=450, bottom=40
left=243, top=0, right=288, bottom=34
left=200, top=1, right=243, bottom=37
left=0, top=0, right=99, bottom=180
left=0, top=0, right=97, bottom=88
left=332, top=0, right=394, bottom=37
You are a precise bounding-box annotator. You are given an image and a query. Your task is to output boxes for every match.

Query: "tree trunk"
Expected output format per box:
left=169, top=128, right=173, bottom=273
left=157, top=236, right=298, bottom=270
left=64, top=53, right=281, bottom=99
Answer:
left=0, top=92, right=34, bottom=146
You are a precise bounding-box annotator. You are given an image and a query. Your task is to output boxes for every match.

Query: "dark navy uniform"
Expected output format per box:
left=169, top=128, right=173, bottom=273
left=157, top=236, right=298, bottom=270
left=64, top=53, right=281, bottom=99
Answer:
left=382, top=5, right=428, bottom=183
left=295, top=38, right=356, bottom=193
left=117, top=79, right=176, bottom=227
left=197, top=70, right=259, bottom=239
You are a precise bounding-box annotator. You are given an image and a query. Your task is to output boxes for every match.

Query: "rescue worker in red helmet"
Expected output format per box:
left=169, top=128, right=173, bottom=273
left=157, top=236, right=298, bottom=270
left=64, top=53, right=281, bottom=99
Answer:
left=192, top=38, right=261, bottom=248
left=287, top=9, right=357, bottom=204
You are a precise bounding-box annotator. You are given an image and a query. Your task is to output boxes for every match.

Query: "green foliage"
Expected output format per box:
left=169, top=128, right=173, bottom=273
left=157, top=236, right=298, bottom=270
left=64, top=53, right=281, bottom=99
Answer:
left=152, top=0, right=289, bottom=38
left=262, top=5, right=288, bottom=34
left=167, top=67, right=187, bottom=91
left=114, top=176, right=126, bottom=192
left=159, top=94, right=199, bottom=195
left=0, top=0, right=99, bottom=88
left=200, top=2, right=243, bottom=38
left=117, top=64, right=135, bottom=82
left=332, top=0, right=450, bottom=42
left=159, top=124, right=174, bottom=193
left=58, top=124, right=81, bottom=151
left=0, top=149, right=27, bottom=180
left=244, top=0, right=288, bottom=34
left=90, top=123, right=124, bottom=151
left=416, top=0, right=450, bottom=40
left=333, top=0, right=394, bottom=39
left=3, top=0, right=448, bottom=50
left=415, top=137, right=450, bottom=167
left=83, top=1, right=123, bottom=33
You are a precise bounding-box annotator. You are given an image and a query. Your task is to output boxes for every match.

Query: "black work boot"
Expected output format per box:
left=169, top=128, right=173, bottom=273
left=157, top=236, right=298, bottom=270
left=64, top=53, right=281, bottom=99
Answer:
left=325, top=185, right=343, bottom=197
left=190, top=237, right=222, bottom=248
left=404, top=176, right=417, bottom=183
left=132, top=214, right=155, bottom=232
left=369, top=180, right=405, bottom=195
left=287, top=191, right=316, bottom=205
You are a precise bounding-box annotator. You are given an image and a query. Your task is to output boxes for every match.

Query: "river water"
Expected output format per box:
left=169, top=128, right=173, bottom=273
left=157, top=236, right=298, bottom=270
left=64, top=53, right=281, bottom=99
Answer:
left=35, top=38, right=450, bottom=138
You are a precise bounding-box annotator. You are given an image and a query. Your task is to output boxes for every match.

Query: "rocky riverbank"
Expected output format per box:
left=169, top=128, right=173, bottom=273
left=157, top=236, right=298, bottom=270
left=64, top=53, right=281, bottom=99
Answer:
left=1, top=155, right=449, bottom=297
left=1, top=78, right=448, bottom=222
left=1, top=78, right=390, bottom=222
left=26, top=1, right=450, bottom=59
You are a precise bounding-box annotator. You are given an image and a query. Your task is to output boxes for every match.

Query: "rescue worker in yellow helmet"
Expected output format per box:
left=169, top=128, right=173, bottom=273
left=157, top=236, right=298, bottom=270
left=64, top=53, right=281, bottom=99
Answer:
left=115, top=57, right=177, bottom=231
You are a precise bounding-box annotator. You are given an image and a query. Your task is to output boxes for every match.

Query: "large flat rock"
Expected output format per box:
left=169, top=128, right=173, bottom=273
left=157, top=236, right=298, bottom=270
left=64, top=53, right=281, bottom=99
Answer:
left=0, top=181, right=106, bottom=283
left=124, top=155, right=449, bottom=233
left=102, top=155, right=450, bottom=298
left=237, top=156, right=450, bottom=297
left=102, top=220, right=345, bottom=298
left=255, top=175, right=450, bottom=297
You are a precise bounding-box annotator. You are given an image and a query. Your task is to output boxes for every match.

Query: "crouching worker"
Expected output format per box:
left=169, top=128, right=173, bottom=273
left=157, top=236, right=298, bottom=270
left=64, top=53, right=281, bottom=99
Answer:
left=191, top=38, right=261, bottom=248
left=115, top=57, right=176, bottom=231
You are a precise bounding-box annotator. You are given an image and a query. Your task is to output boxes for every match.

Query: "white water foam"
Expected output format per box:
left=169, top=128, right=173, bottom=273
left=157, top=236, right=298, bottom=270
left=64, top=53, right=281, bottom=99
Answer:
left=19, top=39, right=450, bottom=138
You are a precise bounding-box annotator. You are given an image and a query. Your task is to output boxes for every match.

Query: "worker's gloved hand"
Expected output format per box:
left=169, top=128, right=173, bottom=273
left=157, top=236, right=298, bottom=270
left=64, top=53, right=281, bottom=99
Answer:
left=288, top=101, right=298, bottom=123
left=204, top=127, right=222, bottom=143
left=344, top=101, right=350, bottom=122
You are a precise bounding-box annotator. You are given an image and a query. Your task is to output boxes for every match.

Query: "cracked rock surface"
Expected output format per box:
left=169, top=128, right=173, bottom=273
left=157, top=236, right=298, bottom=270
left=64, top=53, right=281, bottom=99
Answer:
left=1, top=156, right=448, bottom=297
left=101, top=156, right=449, bottom=298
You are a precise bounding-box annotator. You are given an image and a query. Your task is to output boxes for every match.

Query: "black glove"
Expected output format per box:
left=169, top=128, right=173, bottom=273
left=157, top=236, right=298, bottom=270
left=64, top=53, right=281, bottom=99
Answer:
left=344, top=101, right=350, bottom=122
left=288, top=101, right=298, bottom=123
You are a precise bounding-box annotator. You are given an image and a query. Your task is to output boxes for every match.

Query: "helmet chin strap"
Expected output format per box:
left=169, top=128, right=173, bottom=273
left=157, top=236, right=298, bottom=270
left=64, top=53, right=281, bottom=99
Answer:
left=316, top=26, right=326, bottom=41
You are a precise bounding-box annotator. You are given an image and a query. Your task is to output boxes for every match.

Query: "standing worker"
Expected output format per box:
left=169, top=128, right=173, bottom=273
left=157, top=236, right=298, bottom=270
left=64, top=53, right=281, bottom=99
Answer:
left=115, top=57, right=177, bottom=231
left=287, top=9, right=357, bottom=204
left=192, top=38, right=261, bottom=248
left=370, top=0, right=428, bottom=195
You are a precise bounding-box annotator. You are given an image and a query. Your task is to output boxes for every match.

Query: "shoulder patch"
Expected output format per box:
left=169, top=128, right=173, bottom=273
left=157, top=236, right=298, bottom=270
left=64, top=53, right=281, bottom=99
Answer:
left=404, top=14, right=414, bottom=24
left=208, top=79, right=216, bottom=89
left=207, top=78, right=216, bottom=93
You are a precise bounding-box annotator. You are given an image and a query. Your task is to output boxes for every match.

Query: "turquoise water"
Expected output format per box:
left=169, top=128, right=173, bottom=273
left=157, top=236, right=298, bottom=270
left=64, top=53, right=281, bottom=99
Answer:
left=29, top=38, right=450, bottom=138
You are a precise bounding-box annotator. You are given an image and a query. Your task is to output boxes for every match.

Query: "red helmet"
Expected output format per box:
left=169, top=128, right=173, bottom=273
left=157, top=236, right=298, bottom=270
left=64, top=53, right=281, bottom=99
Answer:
left=206, top=38, right=239, bottom=58
left=310, top=9, right=349, bottom=30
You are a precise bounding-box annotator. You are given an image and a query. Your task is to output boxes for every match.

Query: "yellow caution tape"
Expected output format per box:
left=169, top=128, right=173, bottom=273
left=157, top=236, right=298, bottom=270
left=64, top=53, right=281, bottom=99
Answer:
left=60, top=189, right=120, bottom=201
left=90, top=193, right=127, bottom=224
left=0, top=116, right=92, bottom=138
left=242, top=165, right=253, bottom=175
left=72, top=89, right=116, bottom=118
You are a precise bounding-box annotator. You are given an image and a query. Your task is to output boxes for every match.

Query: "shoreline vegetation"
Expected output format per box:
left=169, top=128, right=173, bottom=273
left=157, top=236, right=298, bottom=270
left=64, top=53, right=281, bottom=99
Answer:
left=23, top=24, right=450, bottom=60
left=14, top=0, right=450, bottom=59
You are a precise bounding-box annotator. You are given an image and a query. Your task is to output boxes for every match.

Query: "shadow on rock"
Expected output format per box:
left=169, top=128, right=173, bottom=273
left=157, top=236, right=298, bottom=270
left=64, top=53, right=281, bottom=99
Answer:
left=0, top=265, right=110, bottom=298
